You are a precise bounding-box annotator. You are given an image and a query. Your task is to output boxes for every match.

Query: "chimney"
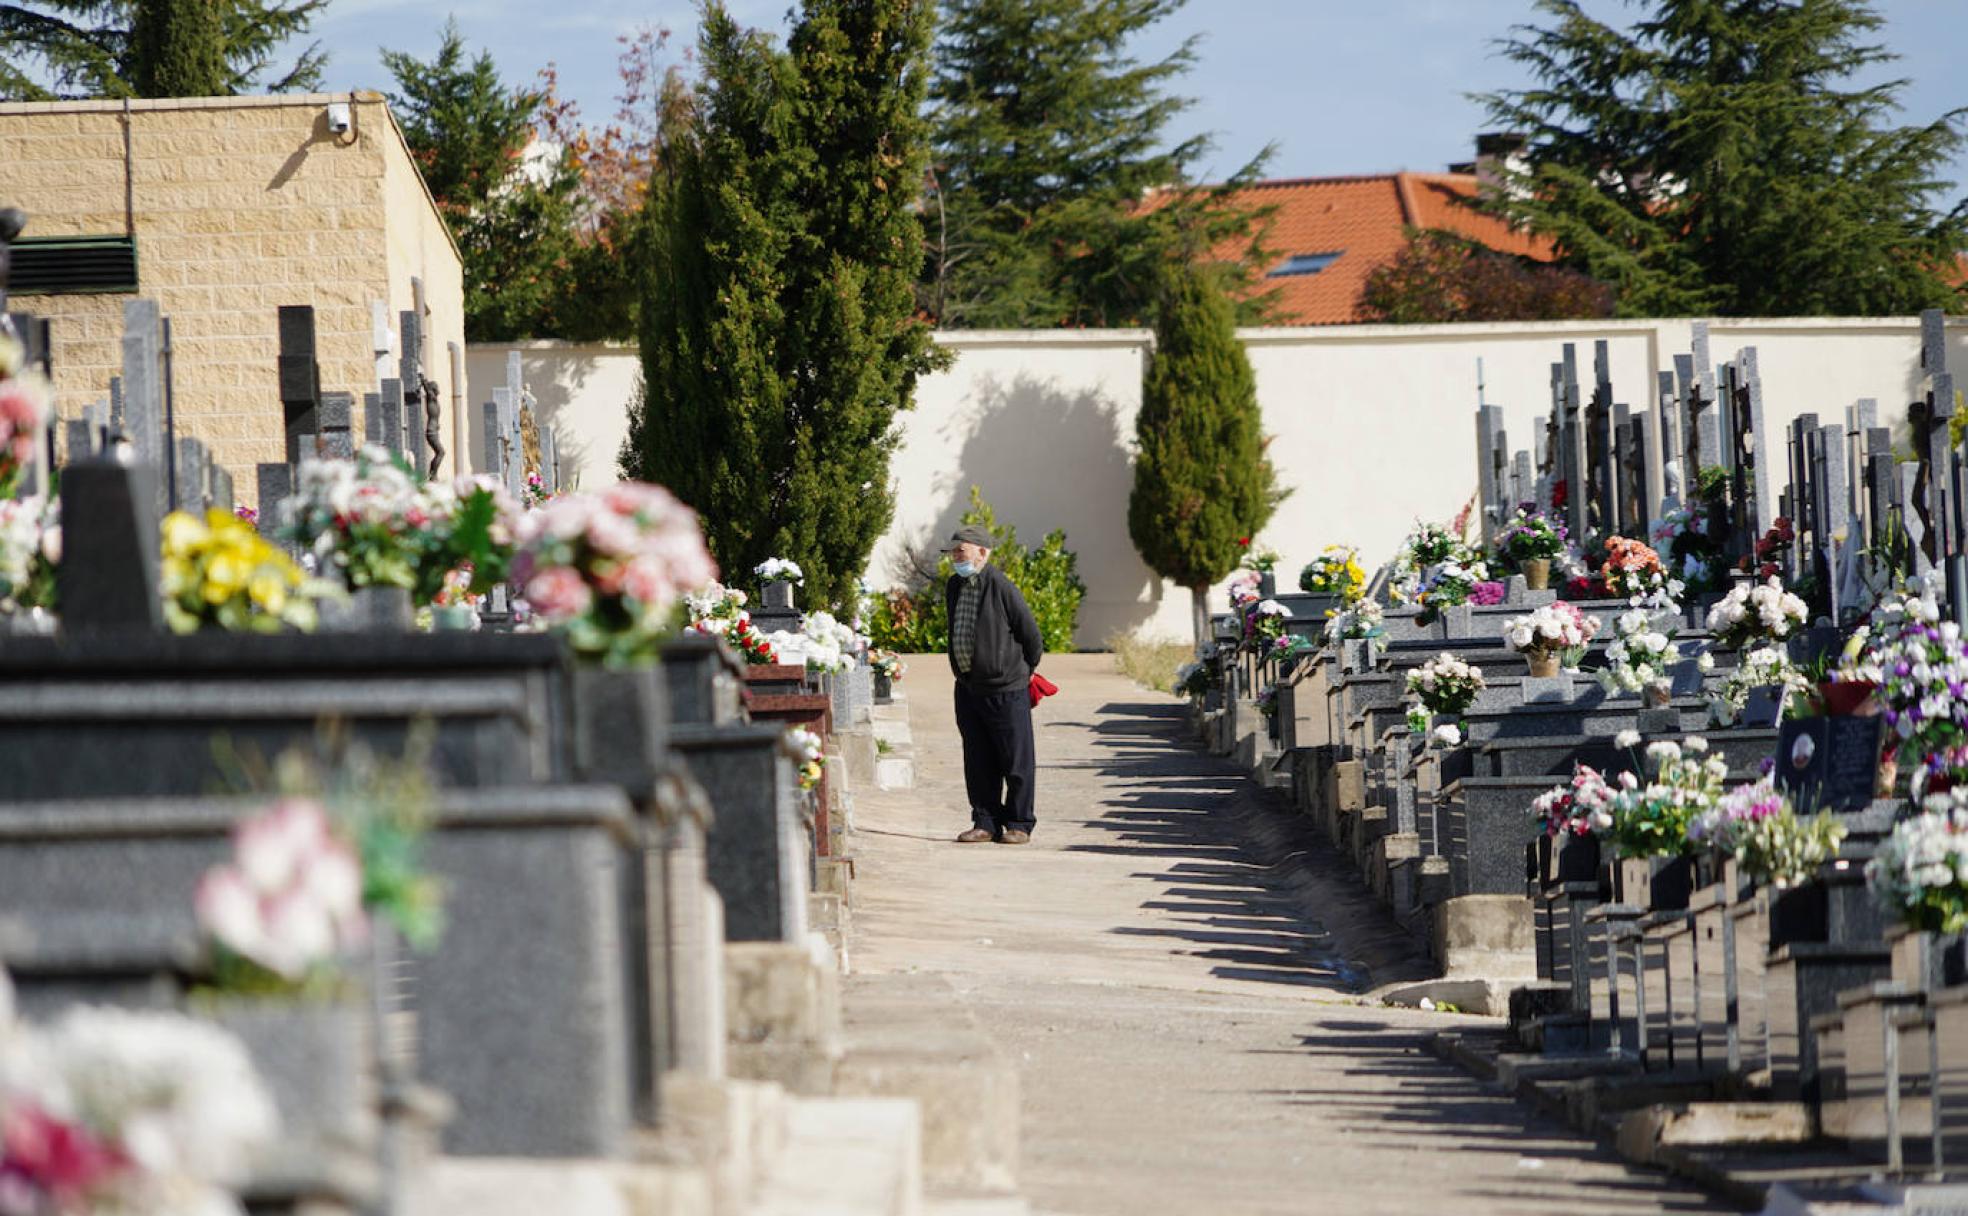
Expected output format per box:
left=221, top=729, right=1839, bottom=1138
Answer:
left=1474, top=132, right=1529, bottom=201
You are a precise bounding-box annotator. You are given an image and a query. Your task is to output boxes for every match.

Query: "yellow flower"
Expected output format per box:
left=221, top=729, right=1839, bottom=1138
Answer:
left=248, top=569, right=289, bottom=613
left=161, top=511, right=211, bottom=555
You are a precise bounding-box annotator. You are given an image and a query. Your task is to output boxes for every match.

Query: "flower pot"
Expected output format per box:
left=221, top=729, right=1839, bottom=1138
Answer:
left=430, top=604, right=477, bottom=631
left=1817, top=679, right=1877, bottom=717
left=873, top=671, right=893, bottom=703
left=1521, top=558, right=1551, bottom=591
left=761, top=579, right=797, bottom=610
left=201, top=997, right=377, bottom=1153
left=1258, top=572, right=1277, bottom=599
left=570, top=663, right=670, bottom=801
left=1642, top=682, right=1672, bottom=709
left=1527, top=650, right=1561, bottom=678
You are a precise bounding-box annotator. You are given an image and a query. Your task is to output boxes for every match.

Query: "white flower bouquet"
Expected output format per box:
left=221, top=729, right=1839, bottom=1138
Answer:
left=1707, top=644, right=1811, bottom=725
left=1867, top=789, right=1968, bottom=933
left=755, top=558, right=805, bottom=585
left=1597, top=590, right=1682, bottom=695
left=0, top=990, right=279, bottom=1215
left=1405, top=651, right=1486, bottom=734
left=1705, top=576, right=1808, bottom=650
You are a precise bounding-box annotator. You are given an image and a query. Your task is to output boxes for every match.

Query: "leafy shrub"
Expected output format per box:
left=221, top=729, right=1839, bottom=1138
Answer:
left=866, top=486, right=1085, bottom=653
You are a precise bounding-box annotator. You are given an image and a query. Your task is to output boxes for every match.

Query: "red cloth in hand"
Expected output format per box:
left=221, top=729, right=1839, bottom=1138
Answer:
left=1028, top=672, right=1058, bottom=709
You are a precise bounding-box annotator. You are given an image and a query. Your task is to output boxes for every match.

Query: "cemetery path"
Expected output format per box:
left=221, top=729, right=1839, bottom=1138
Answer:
left=847, top=653, right=1732, bottom=1216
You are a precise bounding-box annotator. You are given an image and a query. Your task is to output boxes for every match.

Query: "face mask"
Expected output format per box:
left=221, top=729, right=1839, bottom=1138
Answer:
left=953, top=561, right=979, bottom=578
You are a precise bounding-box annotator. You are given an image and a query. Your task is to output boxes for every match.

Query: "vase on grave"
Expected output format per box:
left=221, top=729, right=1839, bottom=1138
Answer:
left=199, top=997, right=378, bottom=1153
left=0, top=607, right=54, bottom=636
left=1642, top=681, right=1672, bottom=710
left=569, top=663, right=669, bottom=801
left=1520, top=558, right=1551, bottom=591
left=1766, top=882, right=1830, bottom=947
left=1258, top=572, right=1277, bottom=599
left=762, top=579, right=796, bottom=610
left=873, top=671, right=893, bottom=703
left=1614, top=854, right=1695, bottom=911
left=1888, top=923, right=1968, bottom=993
left=1544, top=833, right=1601, bottom=888
left=321, top=585, right=413, bottom=632
left=1877, top=754, right=1899, bottom=799
left=1527, top=649, right=1562, bottom=678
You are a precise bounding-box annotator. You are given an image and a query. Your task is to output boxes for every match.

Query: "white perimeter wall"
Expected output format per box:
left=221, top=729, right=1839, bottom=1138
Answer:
left=474, top=315, right=1968, bottom=647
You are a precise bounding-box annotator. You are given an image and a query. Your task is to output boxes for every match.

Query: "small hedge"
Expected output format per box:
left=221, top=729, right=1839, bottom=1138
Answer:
left=867, top=487, right=1085, bottom=654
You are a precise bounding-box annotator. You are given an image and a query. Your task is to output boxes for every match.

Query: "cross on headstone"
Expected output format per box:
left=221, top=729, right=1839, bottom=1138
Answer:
left=1559, top=345, right=1586, bottom=541
left=1474, top=404, right=1507, bottom=546
left=379, top=378, right=404, bottom=457
left=1655, top=369, right=1680, bottom=510
left=1690, top=323, right=1722, bottom=469
left=256, top=462, right=293, bottom=539
left=173, top=435, right=209, bottom=514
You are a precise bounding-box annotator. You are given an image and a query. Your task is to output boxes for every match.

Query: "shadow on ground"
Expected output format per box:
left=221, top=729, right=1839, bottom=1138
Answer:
left=1043, top=698, right=1400, bottom=994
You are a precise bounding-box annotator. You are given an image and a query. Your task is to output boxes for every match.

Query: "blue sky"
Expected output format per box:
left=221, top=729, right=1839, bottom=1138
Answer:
left=313, top=1, right=1968, bottom=201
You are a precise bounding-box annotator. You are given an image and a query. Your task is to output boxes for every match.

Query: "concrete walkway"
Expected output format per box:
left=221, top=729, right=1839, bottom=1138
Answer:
left=847, top=654, right=1731, bottom=1216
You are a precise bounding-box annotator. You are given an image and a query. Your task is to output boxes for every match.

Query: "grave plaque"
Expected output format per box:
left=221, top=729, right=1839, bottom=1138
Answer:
left=1740, top=685, right=1786, bottom=729
left=1774, top=716, right=1883, bottom=812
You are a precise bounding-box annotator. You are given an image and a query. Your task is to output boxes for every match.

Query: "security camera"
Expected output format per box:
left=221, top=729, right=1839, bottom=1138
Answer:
left=325, top=103, right=352, bottom=135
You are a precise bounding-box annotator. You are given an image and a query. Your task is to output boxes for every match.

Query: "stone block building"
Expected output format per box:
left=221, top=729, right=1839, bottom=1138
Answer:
left=0, top=91, right=466, bottom=496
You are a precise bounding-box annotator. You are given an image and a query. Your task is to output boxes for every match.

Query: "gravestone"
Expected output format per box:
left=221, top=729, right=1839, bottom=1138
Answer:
left=379, top=379, right=404, bottom=457
left=1774, top=717, right=1883, bottom=813
left=58, top=460, right=164, bottom=632
left=255, top=463, right=293, bottom=538
left=319, top=392, right=355, bottom=460
left=172, top=436, right=208, bottom=513
left=276, top=305, right=321, bottom=467
left=400, top=307, right=426, bottom=474
left=1740, top=686, right=1786, bottom=729
left=121, top=300, right=166, bottom=518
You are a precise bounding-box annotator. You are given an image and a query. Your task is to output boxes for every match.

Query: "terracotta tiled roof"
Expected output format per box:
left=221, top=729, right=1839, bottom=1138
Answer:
left=1207, top=172, right=1555, bottom=325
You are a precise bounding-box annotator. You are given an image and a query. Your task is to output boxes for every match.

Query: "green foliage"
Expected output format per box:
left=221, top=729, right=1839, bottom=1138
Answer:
left=0, top=0, right=326, bottom=99
left=1479, top=0, right=1968, bottom=317
left=922, top=0, right=1277, bottom=328
left=130, top=0, right=224, bottom=96
left=1128, top=262, right=1285, bottom=600
left=865, top=486, right=1086, bottom=653
left=383, top=22, right=588, bottom=342
left=1359, top=227, right=1616, bottom=323
left=626, top=0, right=948, bottom=614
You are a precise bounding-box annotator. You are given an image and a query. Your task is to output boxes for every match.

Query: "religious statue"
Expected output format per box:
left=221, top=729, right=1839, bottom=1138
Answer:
left=422, top=374, right=444, bottom=479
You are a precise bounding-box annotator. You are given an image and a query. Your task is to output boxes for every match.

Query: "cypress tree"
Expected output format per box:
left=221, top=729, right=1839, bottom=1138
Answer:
left=625, top=0, right=946, bottom=612
left=1481, top=0, right=1968, bottom=316
left=2, top=0, right=326, bottom=100
left=130, top=0, right=227, bottom=96
left=1127, top=263, right=1283, bottom=645
left=924, top=0, right=1276, bottom=329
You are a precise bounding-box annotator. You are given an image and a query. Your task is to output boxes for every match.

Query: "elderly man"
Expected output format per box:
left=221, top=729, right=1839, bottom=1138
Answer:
left=943, top=525, right=1045, bottom=844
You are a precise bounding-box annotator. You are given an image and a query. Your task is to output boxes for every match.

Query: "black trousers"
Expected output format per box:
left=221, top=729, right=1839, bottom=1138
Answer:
left=953, top=680, right=1036, bottom=835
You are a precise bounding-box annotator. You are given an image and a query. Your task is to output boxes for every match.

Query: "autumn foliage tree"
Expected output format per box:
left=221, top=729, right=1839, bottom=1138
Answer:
left=1359, top=228, right=1615, bottom=323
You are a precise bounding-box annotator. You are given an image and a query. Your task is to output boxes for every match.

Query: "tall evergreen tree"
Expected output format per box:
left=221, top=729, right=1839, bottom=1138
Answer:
left=1128, top=263, right=1283, bottom=645
left=625, top=0, right=947, bottom=612
left=383, top=22, right=586, bottom=341
left=1480, top=0, right=1968, bottom=317
left=130, top=0, right=224, bottom=97
left=924, top=0, right=1276, bottom=328
left=0, top=0, right=325, bottom=99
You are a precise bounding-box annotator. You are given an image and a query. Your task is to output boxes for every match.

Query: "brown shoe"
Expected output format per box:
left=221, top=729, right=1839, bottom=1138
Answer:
left=998, top=830, right=1031, bottom=845
left=956, top=827, right=994, bottom=843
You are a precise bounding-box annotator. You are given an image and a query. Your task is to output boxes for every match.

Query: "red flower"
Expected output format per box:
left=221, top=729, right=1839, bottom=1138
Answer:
left=1238, top=537, right=1251, bottom=548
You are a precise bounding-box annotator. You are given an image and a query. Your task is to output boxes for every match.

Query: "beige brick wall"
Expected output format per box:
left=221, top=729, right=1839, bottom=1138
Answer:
left=0, top=92, right=464, bottom=503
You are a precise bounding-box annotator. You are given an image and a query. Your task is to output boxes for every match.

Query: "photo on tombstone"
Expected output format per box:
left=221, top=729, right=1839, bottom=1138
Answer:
left=1772, top=716, right=1881, bottom=812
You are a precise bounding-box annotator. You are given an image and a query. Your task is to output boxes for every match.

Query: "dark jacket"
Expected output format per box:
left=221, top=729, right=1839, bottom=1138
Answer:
left=945, top=564, right=1044, bottom=695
